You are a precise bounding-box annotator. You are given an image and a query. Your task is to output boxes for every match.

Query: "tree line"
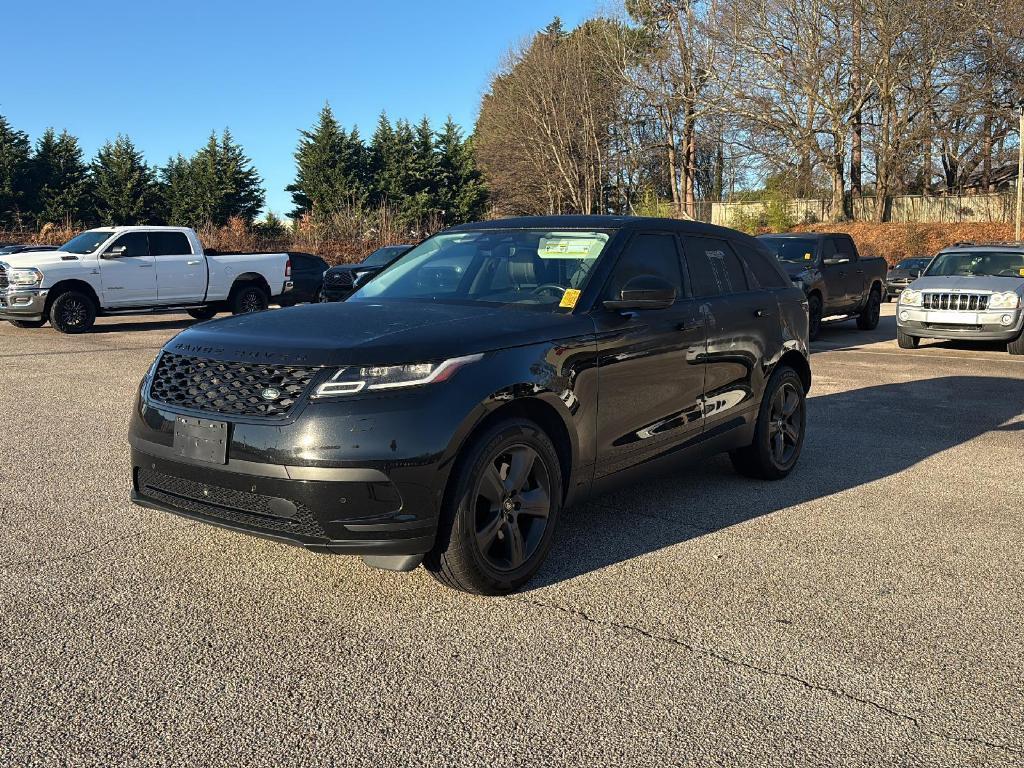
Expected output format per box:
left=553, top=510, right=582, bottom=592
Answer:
left=0, top=107, right=486, bottom=235
left=475, top=1, right=1024, bottom=223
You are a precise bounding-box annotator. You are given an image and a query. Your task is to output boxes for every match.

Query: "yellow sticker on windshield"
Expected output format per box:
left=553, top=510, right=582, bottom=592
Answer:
left=1020, top=268, right=1024, bottom=276
left=804, top=253, right=812, bottom=260
left=559, top=288, right=581, bottom=309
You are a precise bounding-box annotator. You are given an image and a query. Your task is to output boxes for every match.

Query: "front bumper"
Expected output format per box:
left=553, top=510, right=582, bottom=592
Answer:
left=896, top=306, right=1024, bottom=341
left=886, top=281, right=911, bottom=296
left=0, top=287, right=48, bottom=321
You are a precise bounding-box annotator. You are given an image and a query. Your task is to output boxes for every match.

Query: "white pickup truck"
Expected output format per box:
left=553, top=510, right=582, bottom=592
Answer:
left=0, top=226, right=293, bottom=333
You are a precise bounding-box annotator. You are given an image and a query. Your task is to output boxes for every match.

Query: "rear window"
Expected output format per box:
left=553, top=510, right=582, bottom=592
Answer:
left=149, top=231, right=192, bottom=256
left=733, top=242, right=789, bottom=288
left=683, top=236, right=749, bottom=297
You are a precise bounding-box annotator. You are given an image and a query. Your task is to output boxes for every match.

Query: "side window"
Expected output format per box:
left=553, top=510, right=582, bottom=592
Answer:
left=682, top=236, right=749, bottom=297
left=835, top=236, right=857, bottom=261
left=149, top=232, right=192, bottom=257
left=108, top=232, right=150, bottom=257
left=734, top=242, right=788, bottom=288
left=821, top=238, right=838, bottom=262
left=605, top=233, right=683, bottom=300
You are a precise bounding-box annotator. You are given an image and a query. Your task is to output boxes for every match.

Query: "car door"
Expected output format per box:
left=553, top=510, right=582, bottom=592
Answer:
left=289, top=253, right=328, bottom=303
left=818, top=237, right=850, bottom=313
left=151, top=231, right=205, bottom=304
left=592, top=231, right=707, bottom=479
left=681, top=235, right=780, bottom=436
left=97, top=232, right=156, bottom=307
left=834, top=235, right=864, bottom=307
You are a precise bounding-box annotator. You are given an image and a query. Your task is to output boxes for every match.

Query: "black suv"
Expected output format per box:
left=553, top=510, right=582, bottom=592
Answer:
left=320, top=244, right=413, bottom=302
left=130, top=217, right=810, bottom=594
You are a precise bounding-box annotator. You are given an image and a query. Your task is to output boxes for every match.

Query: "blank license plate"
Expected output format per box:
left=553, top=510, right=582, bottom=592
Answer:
left=173, top=416, right=228, bottom=465
left=926, top=310, right=978, bottom=324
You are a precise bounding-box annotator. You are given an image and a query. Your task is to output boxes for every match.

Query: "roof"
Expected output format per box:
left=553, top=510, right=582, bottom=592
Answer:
left=449, top=215, right=750, bottom=240
left=943, top=241, right=1024, bottom=251
left=757, top=232, right=845, bottom=239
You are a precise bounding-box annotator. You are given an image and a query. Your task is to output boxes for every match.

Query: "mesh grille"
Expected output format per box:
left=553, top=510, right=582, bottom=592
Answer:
left=137, top=468, right=326, bottom=539
left=150, top=352, right=318, bottom=418
left=326, top=270, right=355, bottom=288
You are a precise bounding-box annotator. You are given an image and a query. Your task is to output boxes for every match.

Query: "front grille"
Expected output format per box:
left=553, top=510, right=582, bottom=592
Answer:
left=0, top=266, right=8, bottom=290
left=328, top=271, right=354, bottom=288
left=137, top=468, right=327, bottom=539
left=922, top=292, right=990, bottom=311
left=150, top=352, right=318, bottom=418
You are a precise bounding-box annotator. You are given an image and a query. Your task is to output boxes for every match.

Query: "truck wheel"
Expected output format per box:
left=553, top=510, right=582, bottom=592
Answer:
left=730, top=366, right=806, bottom=480
left=424, top=418, right=562, bottom=595
left=857, top=287, right=881, bottom=330
left=897, top=328, right=919, bottom=349
left=48, top=290, right=97, bottom=334
left=8, top=319, right=47, bottom=329
left=230, top=284, right=269, bottom=315
left=807, top=294, right=822, bottom=341
left=187, top=307, right=218, bottom=321
left=1008, top=332, right=1024, bottom=356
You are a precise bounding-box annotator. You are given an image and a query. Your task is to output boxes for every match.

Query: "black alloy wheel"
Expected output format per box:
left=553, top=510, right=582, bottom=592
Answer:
left=767, top=381, right=802, bottom=469
left=807, top=294, right=822, bottom=341
left=48, top=290, right=97, bottom=334
left=473, top=444, right=552, bottom=572
left=730, top=366, right=806, bottom=480
left=857, top=288, right=881, bottom=330
left=231, top=285, right=269, bottom=315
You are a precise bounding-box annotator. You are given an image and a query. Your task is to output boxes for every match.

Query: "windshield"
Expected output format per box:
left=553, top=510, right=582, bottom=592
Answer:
left=759, top=237, right=818, bottom=263
left=59, top=231, right=113, bottom=255
left=925, top=251, right=1024, bottom=278
left=350, top=229, right=612, bottom=308
left=361, top=246, right=408, bottom=268
left=894, top=258, right=930, bottom=271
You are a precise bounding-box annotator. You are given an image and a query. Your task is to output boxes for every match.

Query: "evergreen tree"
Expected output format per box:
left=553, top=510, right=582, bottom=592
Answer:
left=435, top=117, right=488, bottom=225
left=31, top=128, right=90, bottom=226
left=0, top=114, right=32, bottom=228
left=369, top=113, right=416, bottom=209
left=91, top=135, right=158, bottom=225
left=287, top=104, right=368, bottom=219
left=403, top=116, right=439, bottom=222
left=159, top=153, right=201, bottom=226
left=185, top=129, right=265, bottom=226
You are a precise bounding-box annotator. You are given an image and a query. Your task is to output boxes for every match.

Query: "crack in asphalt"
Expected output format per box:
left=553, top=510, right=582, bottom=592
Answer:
left=510, top=595, right=1022, bottom=757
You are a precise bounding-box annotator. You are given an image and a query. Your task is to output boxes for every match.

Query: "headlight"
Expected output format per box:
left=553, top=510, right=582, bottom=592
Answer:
left=899, top=289, right=922, bottom=307
left=313, top=354, right=483, bottom=397
left=988, top=292, right=1020, bottom=310
left=7, top=267, right=43, bottom=287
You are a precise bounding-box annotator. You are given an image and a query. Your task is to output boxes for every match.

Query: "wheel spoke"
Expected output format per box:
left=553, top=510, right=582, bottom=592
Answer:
left=772, top=431, right=785, bottom=461
left=771, top=389, right=785, bottom=420
left=782, top=422, right=800, bottom=443
left=518, top=487, right=550, bottom=519
left=504, top=446, right=536, bottom=493
left=476, top=512, right=503, bottom=552
left=479, top=464, right=505, bottom=504
left=506, top=522, right=526, bottom=568
left=782, top=389, right=800, bottom=417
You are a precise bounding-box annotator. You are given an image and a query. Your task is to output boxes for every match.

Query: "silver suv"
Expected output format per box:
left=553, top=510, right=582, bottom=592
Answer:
left=896, top=242, right=1024, bottom=354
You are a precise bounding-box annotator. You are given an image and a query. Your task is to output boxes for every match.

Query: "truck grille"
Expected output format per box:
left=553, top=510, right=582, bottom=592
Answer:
left=149, top=352, right=318, bottom=418
left=0, top=265, right=8, bottom=290
left=922, top=292, right=990, bottom=311
left=327, top=270, right=355, bottom=288
left=137, top=468, right=327, bottom=539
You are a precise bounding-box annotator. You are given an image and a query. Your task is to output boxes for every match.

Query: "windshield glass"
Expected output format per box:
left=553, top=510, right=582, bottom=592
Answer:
left=59, top=231, right=113, bottom=255
left=361, top=246, right=407, bottom=268
left=350, top=229, right=612, bottom=308
left=894, top=258, right=930, bottom=271
left=759, top=237, right=819, bottom=263
left=925, top=251, right=1024, bottom=278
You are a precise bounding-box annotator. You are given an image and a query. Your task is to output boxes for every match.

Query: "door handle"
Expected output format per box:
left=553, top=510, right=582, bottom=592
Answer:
left=187, top=260, right=201, bottom=265
left=754, top=308, right=771, bottom=318
left=138, top=264, right=153, bottom=268
left=838, top=271, right=846, bottom=277
left=856, top=268, right=864, bottom=275
left=678, top=320, right=704, bottom=332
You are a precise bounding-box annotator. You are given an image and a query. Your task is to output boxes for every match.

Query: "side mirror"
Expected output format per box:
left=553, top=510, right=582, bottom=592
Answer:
left=603, top=274, right=677, bottom=311
left=102, top=245, right=128, bottom=259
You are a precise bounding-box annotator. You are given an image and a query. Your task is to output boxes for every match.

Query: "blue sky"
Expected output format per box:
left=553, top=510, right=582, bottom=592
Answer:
left=2, top=0, right=598, bottom=217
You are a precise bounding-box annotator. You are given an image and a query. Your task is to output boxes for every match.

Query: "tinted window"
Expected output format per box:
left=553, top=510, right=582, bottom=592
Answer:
left=834, top=236, right=857, bottom=260
left=108, top=232, right=150, bottom=257
left=734, top=242, right=788, bottom=288
left=683, top=237, right=748, bottom=297
left=149, top=231, right=192, bottom=256
left=758, top=236, right=818, bottom=263
left=288, top=253, right=326, bottom=272
left=362, top=246, right=409, bottom=267
left=821, top=238, right=838, bottom=262
left=606, top=233, right=683, bottom=299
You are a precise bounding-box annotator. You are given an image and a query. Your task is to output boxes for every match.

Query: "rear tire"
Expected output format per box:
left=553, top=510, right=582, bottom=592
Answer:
left=229, top=284, right=269, bottom=315
left=807, top=294, right=822, bottom=341
left=48, top=290, right=96, bottom=334
left=8, top=319, right=46, bottom=329
left=730, top=366, right=806, bottom=480
left=424, top=418, right=562, bottom=595
left=1008, top=331, right=1024, bottom=356
left=187, top=307, right=218, bottom=321
left=856, top=287, right=881, bottom=330
left=897, top=328, right=920, bottom=349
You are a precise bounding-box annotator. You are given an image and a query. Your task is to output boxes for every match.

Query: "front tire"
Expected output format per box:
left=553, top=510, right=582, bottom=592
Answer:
left=424, top=418, right=563, bottom=595
left=1008, top=331, right=1024, bottom=356
left=857, top=287, right=881, bottom=330
left=897, top=328, right=920, bottom=349
left=48, top=290, right=97, bottom=334
left=187, top=307, right=218, bottom=321
left=8, top=319, right=46, bottom=329
left=730, top=367, right=806, bottom=480
left=229, top=284, right=269, bottom=315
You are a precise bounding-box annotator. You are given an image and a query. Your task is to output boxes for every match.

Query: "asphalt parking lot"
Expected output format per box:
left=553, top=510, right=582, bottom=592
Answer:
left=1, top=303, right=1022, bottom=767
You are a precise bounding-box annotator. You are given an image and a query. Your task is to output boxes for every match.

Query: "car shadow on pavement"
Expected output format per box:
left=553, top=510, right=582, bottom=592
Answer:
left=528, top=375, right=1024, bottom=590
left=86, top=318, right=197, bottom=334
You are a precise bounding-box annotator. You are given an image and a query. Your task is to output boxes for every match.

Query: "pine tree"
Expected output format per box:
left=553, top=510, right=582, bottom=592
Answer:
left=369, top=113, right=416, bottom=210
left=403, top=116, right=439, bottom=222
left=159, top=154, right=200, bottom=226
left=91, top=135, right=158, bottom=225
left=31, top=128, right=90, bottom=226
left=287, top=104, right=368, bottom=220
left=435, top=117, right=488, bottom=225
left=0, top=114, right=32, bottom=228
left=186, top=129, right=265, bottom=226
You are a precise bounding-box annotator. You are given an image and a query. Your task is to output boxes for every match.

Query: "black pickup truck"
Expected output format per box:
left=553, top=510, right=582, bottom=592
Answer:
left=757, top=233, right=887, bottom=340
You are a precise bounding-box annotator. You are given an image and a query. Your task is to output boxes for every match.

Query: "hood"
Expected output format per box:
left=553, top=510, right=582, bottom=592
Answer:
left=909, top=275, right=1024, bottom=294
left=886, top=268, right=918, bottom=280
left=163, top=300, right=595, bottom=367
left=0, top=250, right=75, bottom=269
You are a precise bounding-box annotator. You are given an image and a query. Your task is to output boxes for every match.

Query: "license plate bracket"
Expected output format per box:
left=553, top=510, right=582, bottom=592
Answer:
left=173, top=416, right=228, bottom=465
